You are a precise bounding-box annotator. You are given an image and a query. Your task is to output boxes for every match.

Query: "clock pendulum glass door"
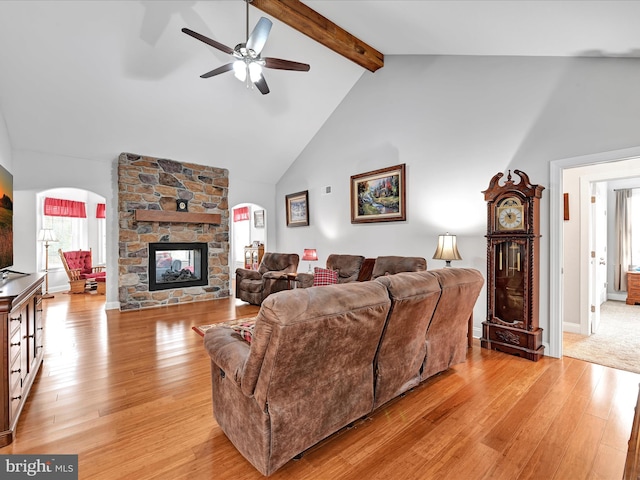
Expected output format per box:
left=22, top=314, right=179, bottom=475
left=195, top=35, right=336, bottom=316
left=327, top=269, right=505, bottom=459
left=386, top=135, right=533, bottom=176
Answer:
left=494, top=240, right=525, bottom=324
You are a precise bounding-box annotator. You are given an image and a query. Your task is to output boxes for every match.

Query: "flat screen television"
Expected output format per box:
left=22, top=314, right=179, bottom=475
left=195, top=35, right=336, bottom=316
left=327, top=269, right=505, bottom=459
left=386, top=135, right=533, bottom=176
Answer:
left=0, top=163, right=13, bottom=272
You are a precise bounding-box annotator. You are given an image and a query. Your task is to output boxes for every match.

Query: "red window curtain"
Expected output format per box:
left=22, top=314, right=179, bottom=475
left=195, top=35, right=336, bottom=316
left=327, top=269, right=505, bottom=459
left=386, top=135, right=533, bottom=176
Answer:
left=44, top=197, right=87, bottom=218
left=96, top=203, right=106, bottom=218
left=233, top=206, right=250, bottom=222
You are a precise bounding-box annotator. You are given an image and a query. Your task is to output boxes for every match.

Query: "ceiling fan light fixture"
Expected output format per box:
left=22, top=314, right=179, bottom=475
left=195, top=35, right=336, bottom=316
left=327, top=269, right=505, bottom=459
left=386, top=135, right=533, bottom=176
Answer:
left=248, top=62, right=262, bottom=82
left=233, top=60, right=247, bottom=81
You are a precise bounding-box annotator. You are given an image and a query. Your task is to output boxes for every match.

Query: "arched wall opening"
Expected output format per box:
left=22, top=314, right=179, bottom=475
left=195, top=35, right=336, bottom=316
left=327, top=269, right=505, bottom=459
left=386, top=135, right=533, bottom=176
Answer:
left=231, top=203, right=267, bottom=277
left=36, top=187, right=106, bottom=295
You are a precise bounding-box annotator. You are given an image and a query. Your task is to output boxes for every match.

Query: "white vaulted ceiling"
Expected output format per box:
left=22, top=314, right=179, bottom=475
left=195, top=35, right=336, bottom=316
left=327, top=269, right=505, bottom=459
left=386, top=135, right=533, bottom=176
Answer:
left=0, top=1, right=639, bottom=183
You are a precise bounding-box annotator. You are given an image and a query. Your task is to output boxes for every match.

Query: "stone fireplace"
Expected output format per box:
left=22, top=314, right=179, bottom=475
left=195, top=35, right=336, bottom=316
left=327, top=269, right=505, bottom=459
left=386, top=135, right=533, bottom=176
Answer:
left=118, top=153, right=229, bottom=310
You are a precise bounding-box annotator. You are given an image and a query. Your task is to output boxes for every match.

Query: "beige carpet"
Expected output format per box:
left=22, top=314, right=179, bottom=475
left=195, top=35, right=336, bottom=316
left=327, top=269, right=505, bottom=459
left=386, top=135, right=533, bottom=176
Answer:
left=564, top=301, right=640, bottom=374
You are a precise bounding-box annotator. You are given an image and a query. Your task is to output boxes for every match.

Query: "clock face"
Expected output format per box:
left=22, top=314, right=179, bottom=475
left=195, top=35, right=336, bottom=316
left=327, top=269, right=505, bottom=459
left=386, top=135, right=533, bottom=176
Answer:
left=176, top=199, right=188, bottom=212
left=497, top=197, right=523, bottom=230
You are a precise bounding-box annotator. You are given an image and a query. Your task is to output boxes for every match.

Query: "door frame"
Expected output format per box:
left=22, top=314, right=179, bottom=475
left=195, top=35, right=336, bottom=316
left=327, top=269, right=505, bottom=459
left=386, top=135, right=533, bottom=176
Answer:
left=549, top=146, right=640, bottom=358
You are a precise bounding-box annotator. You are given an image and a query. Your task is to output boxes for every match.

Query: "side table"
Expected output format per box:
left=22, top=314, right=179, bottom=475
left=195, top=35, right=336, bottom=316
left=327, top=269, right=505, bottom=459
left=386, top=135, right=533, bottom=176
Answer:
left=286, top=273, right=298, bottom=290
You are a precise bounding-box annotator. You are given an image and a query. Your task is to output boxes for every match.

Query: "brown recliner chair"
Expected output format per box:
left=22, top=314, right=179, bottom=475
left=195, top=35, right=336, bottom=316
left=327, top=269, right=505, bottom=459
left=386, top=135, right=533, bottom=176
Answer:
left=235, top=252, right=299, bottom=305
left=297, top=254, right=365, bottom=288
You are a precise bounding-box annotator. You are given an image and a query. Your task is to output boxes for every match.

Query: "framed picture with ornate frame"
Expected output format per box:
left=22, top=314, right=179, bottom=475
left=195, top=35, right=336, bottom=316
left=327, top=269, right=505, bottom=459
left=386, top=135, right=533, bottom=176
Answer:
left=285, top=190, right=309, bottom=227
left=351, top=163, right=406, bottom=223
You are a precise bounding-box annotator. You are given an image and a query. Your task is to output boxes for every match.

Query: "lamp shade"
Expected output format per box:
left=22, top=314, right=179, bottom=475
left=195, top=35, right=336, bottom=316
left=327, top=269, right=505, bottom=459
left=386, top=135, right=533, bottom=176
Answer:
left=38, top=228, right=58, bottom=243
left=302, top=249, right=318, bottom=261
left=432, top=233, right=462, bottom=265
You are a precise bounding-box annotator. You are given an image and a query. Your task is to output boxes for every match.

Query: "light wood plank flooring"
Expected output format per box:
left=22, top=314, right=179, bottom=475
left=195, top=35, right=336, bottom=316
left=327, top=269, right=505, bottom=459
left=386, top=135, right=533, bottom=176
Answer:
left=1, top=292, right=638, bottom=479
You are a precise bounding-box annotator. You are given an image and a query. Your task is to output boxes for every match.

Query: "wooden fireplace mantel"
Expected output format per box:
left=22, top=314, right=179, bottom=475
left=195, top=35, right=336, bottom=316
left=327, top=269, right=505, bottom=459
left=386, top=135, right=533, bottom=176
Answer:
left=134, top=210, right=221, bottom=225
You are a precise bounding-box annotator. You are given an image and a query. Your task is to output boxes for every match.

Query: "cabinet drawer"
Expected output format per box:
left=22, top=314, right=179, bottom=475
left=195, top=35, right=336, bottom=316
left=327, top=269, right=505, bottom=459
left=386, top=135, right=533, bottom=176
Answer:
left=9, top=329, right=22, bottom=365
left=9, top=364, right=22, bottom=394
left=8, top=314, right=22, bottom=336
left=9, top=373, right=22, bottom=421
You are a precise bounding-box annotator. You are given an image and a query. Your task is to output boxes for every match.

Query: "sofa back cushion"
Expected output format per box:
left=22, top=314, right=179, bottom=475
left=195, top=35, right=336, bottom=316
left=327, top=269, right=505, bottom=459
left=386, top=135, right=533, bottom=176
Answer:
left=63, top=250, right=93, bottom=274
left=240, top=282, right=391, bottom=466
left=371, top=256, right=427, bottom=279
left=326, top=254, right=365, bottom=283
left=421, top=268, right=484, bottom=379
left=257, top=252, right=299, bottom=275
left=373, top=271, right=442, bottom=408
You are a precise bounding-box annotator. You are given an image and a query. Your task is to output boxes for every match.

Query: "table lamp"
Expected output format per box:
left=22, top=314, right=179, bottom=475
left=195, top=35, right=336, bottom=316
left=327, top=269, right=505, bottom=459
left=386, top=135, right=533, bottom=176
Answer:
left=432, top=232, right=462, bottom=267
left=38, top=228, right=58, bottom=298
left=302, top=248, right=318, bottom=273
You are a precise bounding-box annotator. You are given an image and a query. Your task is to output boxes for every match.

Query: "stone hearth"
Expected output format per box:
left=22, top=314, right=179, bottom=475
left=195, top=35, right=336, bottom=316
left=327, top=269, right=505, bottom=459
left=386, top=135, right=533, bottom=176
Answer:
left=118, top=153, right=229, bottom=310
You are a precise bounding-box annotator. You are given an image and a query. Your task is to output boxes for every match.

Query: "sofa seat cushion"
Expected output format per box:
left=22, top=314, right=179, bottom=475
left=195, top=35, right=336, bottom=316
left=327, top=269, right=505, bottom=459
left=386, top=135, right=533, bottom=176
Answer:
left=313, top=267, right=339, bottom=286
left=80, top=271, right=106, bottom=280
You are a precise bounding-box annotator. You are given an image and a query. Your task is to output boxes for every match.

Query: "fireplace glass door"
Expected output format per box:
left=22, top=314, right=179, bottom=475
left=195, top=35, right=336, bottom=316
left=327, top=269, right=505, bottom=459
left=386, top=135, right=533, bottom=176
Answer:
left=149, top=242, right=208, bottom=291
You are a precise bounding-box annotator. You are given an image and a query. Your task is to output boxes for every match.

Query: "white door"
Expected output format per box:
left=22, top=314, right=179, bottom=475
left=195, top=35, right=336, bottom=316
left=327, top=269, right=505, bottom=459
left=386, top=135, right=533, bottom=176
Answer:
left=589, top=182, right=608, bottom=334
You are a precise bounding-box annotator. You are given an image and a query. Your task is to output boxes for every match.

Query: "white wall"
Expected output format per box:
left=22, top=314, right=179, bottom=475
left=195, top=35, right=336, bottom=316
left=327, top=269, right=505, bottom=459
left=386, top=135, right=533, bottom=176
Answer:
left=0, top=109, right=11, bottom=171
left=276, top=55, right=640, bottom=346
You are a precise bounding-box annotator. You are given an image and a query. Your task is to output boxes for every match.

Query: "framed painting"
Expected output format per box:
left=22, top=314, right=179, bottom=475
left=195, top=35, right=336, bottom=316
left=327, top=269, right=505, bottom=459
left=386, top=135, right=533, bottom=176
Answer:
left=254, top=209, right=265, bottom=228
left=285, top=190, right=309, bottom=227
left=351, top=164, right=406, bottom=223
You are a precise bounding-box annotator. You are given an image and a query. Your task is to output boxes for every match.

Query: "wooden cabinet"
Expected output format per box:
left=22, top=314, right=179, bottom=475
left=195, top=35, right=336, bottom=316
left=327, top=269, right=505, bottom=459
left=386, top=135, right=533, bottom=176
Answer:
left=627, top=272, right=640, bottom=305
left=0, top=273, right=45, bottom=447
left=244, top=245, right=264, bottom=271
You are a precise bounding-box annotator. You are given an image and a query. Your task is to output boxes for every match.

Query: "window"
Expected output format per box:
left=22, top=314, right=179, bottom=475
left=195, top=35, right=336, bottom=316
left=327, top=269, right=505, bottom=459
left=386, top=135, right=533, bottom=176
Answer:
left=43, top=216, right=86, bottom=269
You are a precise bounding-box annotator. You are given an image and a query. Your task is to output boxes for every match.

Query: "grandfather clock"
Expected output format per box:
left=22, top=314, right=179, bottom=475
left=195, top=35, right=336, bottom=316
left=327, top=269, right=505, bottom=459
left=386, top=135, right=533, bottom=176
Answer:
left=480, top=170, right=545, bottom=361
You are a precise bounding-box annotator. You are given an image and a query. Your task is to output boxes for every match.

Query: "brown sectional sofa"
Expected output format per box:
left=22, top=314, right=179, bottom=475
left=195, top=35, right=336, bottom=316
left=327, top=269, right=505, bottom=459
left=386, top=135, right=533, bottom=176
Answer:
left=203, top=267, right=484, bottom=476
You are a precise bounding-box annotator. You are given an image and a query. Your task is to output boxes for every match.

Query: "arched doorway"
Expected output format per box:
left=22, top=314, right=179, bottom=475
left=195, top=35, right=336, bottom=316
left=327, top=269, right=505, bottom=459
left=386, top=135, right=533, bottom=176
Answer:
left=230, top=203, right=267, bottom=276
left=37, top=187, right=106, bottom=295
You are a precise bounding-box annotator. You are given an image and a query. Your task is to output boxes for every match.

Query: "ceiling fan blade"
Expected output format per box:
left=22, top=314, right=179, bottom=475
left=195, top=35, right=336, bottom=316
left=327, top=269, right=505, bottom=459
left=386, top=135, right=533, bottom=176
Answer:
left=254, top=74, right=270, bottom=95
left=246, top=17, right=272, bottom=55
left=182, top=28, right=234, bottom=55
left=264, top=57, right=311, bottom=72
left=200, top=63, right=234, bottom=78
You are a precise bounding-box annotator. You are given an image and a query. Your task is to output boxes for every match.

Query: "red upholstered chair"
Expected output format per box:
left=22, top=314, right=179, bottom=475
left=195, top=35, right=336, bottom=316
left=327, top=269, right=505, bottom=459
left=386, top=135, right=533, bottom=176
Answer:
left=59, top=249, right=106, bottom=294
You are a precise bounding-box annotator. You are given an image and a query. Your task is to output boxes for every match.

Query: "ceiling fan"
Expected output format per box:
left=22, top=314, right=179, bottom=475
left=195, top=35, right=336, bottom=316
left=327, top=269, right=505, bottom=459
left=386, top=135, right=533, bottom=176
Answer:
left=182, top=0, right=310, bottom=95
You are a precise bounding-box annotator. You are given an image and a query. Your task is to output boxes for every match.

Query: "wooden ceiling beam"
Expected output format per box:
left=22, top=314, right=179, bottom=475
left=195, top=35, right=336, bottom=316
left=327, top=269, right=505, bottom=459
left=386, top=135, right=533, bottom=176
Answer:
left=250, top=0, right=384, bottom=72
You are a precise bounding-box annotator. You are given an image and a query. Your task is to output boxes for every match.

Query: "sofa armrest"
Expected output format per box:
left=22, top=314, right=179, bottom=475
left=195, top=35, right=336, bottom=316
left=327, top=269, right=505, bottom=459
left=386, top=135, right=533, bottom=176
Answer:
left=296, top=272, right=314, bottom=288
left=262, top=271, right=288, bottom=280
left=69, top=268, right=83, bottom=281
left=203, top=327, right=251, bottom=386
left=236, top=268, right=262, bottom=281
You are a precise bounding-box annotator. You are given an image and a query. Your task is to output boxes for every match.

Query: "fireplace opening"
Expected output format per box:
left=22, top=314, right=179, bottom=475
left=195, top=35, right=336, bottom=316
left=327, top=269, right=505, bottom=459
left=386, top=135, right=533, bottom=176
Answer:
left=149, top=242, right=208, bottom=291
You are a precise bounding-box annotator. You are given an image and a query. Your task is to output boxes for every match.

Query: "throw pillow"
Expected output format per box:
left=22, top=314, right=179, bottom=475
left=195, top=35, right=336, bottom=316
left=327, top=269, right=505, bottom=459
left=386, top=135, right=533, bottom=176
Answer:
left=313, top=267, right=338, bottom=287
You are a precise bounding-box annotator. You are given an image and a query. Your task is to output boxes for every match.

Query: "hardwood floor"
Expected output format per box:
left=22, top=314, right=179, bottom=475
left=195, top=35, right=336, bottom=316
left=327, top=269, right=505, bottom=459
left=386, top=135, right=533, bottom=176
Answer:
left=1, top=292, right=638, bottom=479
